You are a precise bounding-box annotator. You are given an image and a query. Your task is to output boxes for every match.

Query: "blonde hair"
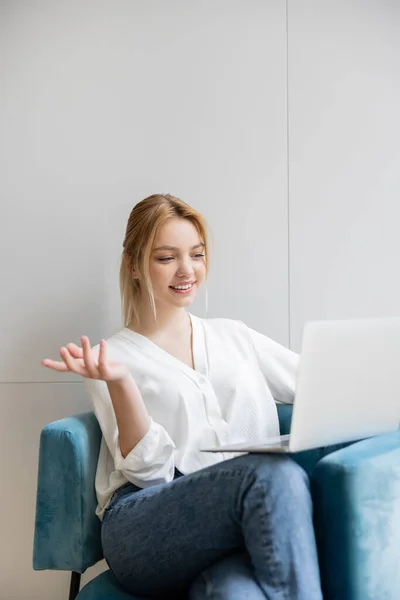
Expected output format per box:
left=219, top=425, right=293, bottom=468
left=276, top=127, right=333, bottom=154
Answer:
left=120, top=193, right=211, bottom=328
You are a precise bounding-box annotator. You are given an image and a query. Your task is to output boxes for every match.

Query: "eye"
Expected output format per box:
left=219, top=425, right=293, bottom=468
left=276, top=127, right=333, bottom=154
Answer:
left=158, top=253, right=205, bottom=263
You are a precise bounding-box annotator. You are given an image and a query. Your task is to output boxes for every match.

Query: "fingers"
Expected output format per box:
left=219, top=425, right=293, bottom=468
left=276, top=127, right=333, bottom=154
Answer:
left=59, top=346, right=86, bottom=376
left=66, top=342, right=84, bottom=358
left=41, top=358, right=69, bottom=372
left=98, top=339, right=107, bottom=373
left=42, top=336, right=100, bottom=378
left=81, top=336, right=98, bottom=378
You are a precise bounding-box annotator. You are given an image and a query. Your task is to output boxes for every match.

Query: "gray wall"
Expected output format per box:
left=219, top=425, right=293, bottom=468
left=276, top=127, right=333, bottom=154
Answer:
left=288, top=0, right=400, bottom=348
left=1, top=1, right=399, bottom=598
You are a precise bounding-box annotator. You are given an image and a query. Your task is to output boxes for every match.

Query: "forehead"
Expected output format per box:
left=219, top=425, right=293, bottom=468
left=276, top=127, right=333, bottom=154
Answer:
left=154, top=218, right=201, bottom=248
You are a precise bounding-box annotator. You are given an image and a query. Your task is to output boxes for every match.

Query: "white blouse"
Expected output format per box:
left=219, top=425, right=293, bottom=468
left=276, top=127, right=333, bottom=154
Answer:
left=84, top=312, right=299, bottom=519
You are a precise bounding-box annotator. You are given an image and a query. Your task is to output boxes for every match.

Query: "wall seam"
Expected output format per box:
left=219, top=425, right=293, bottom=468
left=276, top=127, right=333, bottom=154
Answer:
left=285, top=0, right=292, bottom=349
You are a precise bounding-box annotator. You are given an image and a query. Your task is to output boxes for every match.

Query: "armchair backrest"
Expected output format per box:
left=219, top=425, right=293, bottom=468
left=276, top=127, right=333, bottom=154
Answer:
left=33, top=412, right=103, bottom=573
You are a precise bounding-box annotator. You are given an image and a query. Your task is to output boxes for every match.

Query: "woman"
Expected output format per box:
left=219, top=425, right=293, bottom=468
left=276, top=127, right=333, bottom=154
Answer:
left=42, top=194, right=323, bottom=600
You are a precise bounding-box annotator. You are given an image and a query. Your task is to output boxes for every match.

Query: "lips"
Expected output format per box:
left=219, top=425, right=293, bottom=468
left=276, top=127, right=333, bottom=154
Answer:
left=169, top=281, right=195, bottom=288
left=168, top=282, right=196, bottom=294
left=169, top=281, right=196, bottom=287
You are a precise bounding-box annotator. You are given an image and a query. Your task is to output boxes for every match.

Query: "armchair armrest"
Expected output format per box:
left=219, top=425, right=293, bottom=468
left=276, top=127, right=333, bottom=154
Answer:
left=33, top=412, right=103, bottom=573
left=312, top=431, right=400, bottom=600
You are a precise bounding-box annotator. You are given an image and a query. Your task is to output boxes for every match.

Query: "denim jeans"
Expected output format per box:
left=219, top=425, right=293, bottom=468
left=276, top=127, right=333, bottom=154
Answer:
left=101, top=450, right=332, bottom=600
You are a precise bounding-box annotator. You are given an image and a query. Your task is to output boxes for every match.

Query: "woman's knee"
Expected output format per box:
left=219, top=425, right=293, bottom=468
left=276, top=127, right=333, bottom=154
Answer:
left=188, top=552, right=265, bottom=600
left=232, top=452, right=310, bottom=498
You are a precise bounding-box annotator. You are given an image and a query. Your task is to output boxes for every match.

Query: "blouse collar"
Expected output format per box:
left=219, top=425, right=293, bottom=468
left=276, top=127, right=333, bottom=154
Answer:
left=118, top=312, right=209, bottom=384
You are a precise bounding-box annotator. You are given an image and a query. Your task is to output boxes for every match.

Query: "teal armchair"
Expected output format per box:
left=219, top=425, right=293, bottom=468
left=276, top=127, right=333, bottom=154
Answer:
left=33, top=405, right=400, bottom=599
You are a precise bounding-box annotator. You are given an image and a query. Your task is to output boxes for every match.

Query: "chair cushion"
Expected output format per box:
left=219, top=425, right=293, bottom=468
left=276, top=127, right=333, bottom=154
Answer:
left=77, top=570, right=145, bottom=600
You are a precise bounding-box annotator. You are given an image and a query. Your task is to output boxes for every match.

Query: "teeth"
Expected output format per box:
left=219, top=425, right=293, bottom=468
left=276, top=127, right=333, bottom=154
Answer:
left=171, top=284, right=192, bottom=290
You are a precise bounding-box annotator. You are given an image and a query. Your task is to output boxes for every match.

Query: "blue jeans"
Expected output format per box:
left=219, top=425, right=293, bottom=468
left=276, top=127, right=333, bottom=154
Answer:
left=101, top=452, right=327, bottom=600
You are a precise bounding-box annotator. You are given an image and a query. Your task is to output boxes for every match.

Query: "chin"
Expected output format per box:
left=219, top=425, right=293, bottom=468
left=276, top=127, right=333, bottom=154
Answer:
left=173, top=295, right=195, bottom=304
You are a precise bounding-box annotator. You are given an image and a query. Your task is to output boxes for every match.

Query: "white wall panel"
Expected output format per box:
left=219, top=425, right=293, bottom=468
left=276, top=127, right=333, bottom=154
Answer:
left=288, top=0, right=400, bottom=350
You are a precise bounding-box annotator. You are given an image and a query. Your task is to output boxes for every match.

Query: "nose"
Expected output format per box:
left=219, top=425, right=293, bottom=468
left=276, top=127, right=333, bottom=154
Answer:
left=176, top=256, right=195, bottom=278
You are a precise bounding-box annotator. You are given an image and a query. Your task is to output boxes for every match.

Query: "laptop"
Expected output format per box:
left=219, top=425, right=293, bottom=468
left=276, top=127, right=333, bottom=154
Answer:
left=201, top=317, right=400, bottom=454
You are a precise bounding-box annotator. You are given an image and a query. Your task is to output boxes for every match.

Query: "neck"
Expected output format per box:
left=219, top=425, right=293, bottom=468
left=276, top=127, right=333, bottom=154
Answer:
left=128, top=304, right=190, bottom=337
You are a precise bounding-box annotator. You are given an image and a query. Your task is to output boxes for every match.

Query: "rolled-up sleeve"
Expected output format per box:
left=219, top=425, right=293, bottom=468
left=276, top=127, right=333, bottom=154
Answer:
left=84, top=378, right=176, bottom=486
left=240, top=321, right=300, bottom=404
left=113, top=416, right=176, bottom=485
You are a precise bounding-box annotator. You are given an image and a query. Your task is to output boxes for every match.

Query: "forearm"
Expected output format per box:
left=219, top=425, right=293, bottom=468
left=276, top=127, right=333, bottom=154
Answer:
left=107, top=373, right=151, bottom=458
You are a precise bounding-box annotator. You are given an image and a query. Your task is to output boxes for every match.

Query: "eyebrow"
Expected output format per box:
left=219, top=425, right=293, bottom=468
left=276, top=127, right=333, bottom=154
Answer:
left=153, top=243, right=205, bottom=252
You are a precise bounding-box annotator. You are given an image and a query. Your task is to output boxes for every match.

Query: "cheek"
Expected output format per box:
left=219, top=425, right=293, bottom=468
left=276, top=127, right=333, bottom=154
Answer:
left=150, top=263, right=170, bottom=285
left=195, top=262, right=206, bottom=279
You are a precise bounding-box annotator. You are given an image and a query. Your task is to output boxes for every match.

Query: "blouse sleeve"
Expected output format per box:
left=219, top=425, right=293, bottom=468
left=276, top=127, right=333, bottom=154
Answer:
left=239, top=321, right=300, bottom=405
left=84, top=377, right=176, bottom=486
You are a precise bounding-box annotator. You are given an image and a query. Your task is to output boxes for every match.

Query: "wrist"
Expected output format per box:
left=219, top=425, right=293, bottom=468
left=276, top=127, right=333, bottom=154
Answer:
left=106, top=371, right=133, bottom=390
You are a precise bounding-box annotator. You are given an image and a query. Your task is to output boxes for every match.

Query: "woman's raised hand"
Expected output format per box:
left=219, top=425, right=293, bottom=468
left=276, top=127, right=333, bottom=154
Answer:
left=42, top=336, right=129, bottom=382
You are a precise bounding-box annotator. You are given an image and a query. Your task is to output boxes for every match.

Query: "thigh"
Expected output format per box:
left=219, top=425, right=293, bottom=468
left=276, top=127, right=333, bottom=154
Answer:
left=101, top=452, right=291, bottom=597
left=188, top=551, right=266, bottom=600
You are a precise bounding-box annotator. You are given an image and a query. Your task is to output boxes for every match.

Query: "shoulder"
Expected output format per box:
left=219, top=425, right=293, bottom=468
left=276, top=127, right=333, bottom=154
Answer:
left=89, top=327, right=146, bottom=365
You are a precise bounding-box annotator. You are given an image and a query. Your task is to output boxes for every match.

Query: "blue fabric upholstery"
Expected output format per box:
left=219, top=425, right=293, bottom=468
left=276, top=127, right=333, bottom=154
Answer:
left=312, top=431, right=400, bottom=600
left=276, top=403, right=293, bottom=435
left=33, top=412, right=103, bottom=572
left=33, top=406, right=400, bottom=599
left=77, top=571, right=140, bottom=600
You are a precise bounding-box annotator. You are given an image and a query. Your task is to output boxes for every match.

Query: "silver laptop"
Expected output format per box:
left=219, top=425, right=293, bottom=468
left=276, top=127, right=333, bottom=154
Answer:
left=201, top=318, right=400, bottom=454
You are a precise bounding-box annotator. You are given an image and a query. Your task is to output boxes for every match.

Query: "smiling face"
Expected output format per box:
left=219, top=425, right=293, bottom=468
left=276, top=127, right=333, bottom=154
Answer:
left=148, top=217, right=207, bottom=310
